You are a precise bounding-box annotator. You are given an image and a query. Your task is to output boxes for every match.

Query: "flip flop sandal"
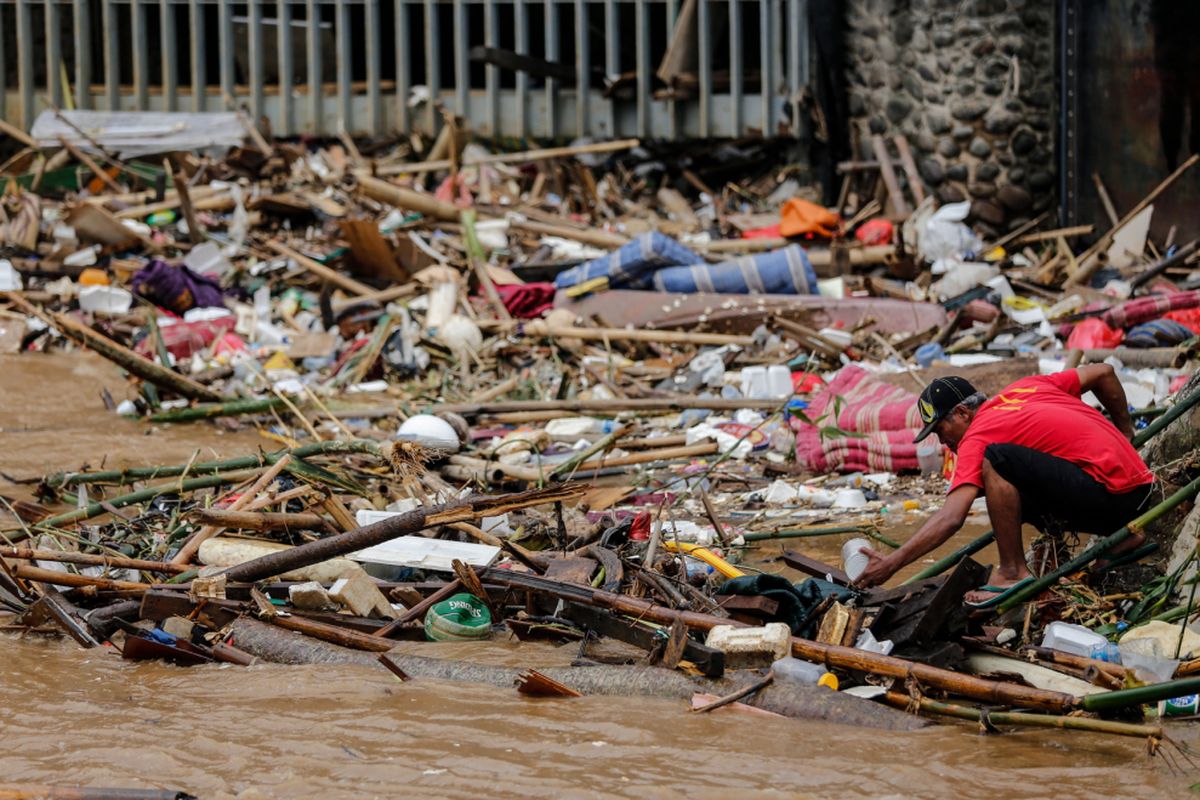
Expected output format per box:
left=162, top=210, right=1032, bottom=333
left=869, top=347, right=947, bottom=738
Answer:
left=963, top=576, right=1037, bottom=610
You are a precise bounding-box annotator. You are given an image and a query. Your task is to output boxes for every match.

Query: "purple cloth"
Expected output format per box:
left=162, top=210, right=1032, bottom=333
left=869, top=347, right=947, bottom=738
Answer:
left=131, top=260, right=225, bottom=314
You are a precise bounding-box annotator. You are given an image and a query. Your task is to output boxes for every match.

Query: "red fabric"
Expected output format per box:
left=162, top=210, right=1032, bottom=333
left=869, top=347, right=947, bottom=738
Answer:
left=495, top=282, right=556, bottom=318
left=790, top=365, right=923, bottom=473
left=855, top=218, right=894, bottom=246
left=135, top=316, right=236, bottom=360
left=1165, top=307, right=1200, bottom=334
left=742, top=224, right=784, bottom=239
left=949, top=371, right=1154, bottom=494
left=1066, top=317, right=1124, bottom=350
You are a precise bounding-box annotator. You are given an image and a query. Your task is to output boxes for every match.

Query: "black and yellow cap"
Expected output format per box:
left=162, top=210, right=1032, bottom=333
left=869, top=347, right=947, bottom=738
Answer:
left=913, top=376, right=979, bottom=443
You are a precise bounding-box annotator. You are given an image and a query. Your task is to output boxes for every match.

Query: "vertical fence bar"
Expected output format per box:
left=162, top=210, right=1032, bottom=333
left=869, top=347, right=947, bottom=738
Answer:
left=634, top=0, right=648, bottom=137
left=16, top=0, right=33, bottom=126
left=45, top=0, right=63, bottom=111
left=574, top=0, right=588, bottom=135
left=395, top=0, right=409, bottom=132
left=513, top=0, right=527, bottom=138
left=758, top=0, right=772, bottom=133
left=728, top=0, right=741, bottom=134
left=771, top=0, right=781, bottom=131
left=73, top=0, right=92, bottom=108
left=544, top=0, right=557, bottom=137
left=788, top=0, right=805, bottom=137
left=603, top=0, right=616, bottom=135
left=132, top=0, right=148, bottom=108
left=696, top=0, right=710, bottom=137
left=452, top=0, right=466, bottom=115
left=484, top=0, right=497, bottom=135
left=665, top=0, right=677, bottom=139
left=189, top=0, right=205, bottom=110
left=161, top=0, right=178, bottom=110
left=335, top=0, right=350, bottom=130
left=278, top=0, right=293, bottom=132
left=102, top=0, right=117, bottom=109
left=366, top=0, right=382, bottom=132
left=0, top=4, right=7, bottom=122
left=424, top=0, right=439, bottom=132
left=219, top=0, right=234, bottom=107
left=248, top=0, right=264, bottom=121
left=306, top=0, right=321, bottom=133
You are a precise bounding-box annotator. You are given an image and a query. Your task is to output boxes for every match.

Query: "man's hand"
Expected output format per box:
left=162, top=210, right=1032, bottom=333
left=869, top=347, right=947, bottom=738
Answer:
left=853, top=545, right=897, bottom=588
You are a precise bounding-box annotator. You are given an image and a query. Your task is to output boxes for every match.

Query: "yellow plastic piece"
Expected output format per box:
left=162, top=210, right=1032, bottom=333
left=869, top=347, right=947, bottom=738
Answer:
left=661, top=540, right=745, bottom=579
left=817, top=672, right=839, bottom=690
left=78, top=268, right=110, bottom=286
left=902, top=499, right=920, bottom=511
left=262, top=351, right=296, bottom=372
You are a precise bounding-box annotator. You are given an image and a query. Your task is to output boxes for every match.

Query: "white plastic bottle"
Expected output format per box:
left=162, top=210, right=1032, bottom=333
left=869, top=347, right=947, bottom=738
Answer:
left=772, top=657, right=839, bottom=689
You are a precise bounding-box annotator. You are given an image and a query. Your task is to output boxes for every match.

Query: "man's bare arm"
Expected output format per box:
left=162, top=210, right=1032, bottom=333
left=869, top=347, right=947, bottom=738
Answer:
left=854, top=484, right=978, bottom=587
left=1076, top=364, right=1135, bottom=440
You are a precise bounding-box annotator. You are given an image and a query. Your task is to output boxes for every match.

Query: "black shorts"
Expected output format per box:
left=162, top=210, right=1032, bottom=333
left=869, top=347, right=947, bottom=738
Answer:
left=982, top=443, right=1154, bottom=536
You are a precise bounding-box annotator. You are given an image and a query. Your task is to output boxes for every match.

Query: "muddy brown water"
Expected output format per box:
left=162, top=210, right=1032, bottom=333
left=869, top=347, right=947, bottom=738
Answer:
left=0, top=353, right=1195, bottom=798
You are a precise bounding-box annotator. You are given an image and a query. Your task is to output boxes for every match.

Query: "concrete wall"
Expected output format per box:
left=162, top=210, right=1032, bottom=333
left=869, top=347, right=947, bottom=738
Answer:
left=843, top=0, right=1057, bottom=235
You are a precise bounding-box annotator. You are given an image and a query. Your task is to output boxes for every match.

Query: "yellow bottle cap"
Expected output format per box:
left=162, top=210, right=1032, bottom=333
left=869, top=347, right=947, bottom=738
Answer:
left=78, top=268, right=110, bottom=286
left=818, top=672, right=839, bottom=691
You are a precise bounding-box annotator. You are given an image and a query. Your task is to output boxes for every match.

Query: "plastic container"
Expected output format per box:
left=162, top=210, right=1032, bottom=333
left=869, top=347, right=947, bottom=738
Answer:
left=842, top=538, right=872, bottom=582
left=766, top=365, right=793, bottom=399
left=545, top=416, right=617, bottom=439
left=741, top=366, right=769, bottom=399
left=0, top=259, right=22, bottom=291
left=833, top=489, right=868, bottom=509
left=916, top=436, right=944, bottom=476
left=396, top=414, right=461, bottom=452
left=78, top=285, right=133, bottom=315
left=1041, top=621, right=1109, bottom=659
left=772, top=657, right=839, bottom=690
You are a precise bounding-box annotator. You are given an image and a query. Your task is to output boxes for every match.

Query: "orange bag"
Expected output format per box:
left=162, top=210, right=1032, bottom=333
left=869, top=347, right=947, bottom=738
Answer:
left=779, top=198, right=840, bottom=239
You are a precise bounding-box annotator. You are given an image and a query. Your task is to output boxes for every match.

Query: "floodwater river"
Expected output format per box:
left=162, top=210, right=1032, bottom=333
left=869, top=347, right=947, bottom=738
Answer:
left=0, top=352, right=1195, bottom=798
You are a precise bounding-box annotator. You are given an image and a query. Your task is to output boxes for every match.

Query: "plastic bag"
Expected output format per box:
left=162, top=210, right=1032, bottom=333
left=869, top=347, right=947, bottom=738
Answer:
left=920, top=201, right=982, bottom=272
left=1065, top=317, right=1124, bottom=350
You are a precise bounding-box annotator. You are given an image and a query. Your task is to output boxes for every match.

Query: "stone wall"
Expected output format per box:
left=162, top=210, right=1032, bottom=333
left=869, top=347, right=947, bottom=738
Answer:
left=843, top=0, right=1057, bottom=236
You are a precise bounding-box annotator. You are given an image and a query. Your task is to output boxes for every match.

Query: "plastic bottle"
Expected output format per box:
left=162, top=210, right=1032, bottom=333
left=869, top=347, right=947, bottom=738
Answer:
left=1089, top=642, right=1122, bottom=664
left=1041, top=621, right=1109, bottom=658
left=914, top=342, right=945, bottom=368
left=916, top=436, right=944, bottom=476
left=772, top=657, right=839, bottom=690
left=545, top=416, right=617, bottom=439
left=842, top=537, right=872, bottom=582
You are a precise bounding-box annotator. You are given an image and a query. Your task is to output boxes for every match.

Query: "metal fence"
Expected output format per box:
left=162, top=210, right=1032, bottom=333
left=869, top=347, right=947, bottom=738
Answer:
left=0, top=0, right=809, bottom=139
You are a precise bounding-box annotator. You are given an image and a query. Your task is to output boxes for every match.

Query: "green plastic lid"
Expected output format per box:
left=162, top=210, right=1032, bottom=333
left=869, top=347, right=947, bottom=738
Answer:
left=424, top=593, right=492, bottom=641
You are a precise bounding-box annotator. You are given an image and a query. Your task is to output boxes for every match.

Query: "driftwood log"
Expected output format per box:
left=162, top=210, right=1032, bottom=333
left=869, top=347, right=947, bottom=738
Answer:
left=225, top=618, right=929, bottom=731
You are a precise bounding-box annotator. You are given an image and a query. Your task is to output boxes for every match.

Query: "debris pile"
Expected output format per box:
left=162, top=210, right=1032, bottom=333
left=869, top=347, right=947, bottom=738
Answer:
left=2, top=113, right=1200, bottom=758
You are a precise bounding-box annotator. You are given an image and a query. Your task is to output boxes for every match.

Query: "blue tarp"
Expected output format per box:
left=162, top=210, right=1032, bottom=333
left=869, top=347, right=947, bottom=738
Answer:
left=554, top=232, right=818, bottom=295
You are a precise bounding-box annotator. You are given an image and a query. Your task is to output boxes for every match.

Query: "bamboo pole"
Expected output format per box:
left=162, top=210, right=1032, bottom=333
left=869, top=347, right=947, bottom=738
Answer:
left=6, top=294, right=222, bottom=403
left=171, top=455, right=294, bottom=565
left=148, top=396, right=290, bottom=423
left=45, top=440, right=388, bottom=490
left=901, top=530, right=996, bottom=584
left=0, top=547, right=189, bottom=575
left=1079, top=676, right=1200, bottom=713
left=267, top=242, right=376, bottom=297
left=10, top=563, right=147, bottom=592
left=355, top=173, right=461, bottom=221
left=883, top=692, right=1161, bottom=739
left=189, top=509, right=329, bottom=532
left=435, top=397, right=781, bottom=416
left=376, top=138, right=640, bottom=176
left=218, top=485, right=581, bottom=584
left=1133, top=386, right=1200, bottom=448
left=483, top=570, right=1080, bottom=712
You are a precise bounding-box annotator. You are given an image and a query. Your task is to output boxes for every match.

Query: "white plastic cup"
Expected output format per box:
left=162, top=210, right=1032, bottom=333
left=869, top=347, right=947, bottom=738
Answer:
left=740, top=366, right=769, bottom=399
left=842, top=537, right=872, bottom=582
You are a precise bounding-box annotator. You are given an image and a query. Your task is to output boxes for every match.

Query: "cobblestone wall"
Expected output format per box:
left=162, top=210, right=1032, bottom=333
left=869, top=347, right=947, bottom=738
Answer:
left=844, top=0, right=1056, bottom=235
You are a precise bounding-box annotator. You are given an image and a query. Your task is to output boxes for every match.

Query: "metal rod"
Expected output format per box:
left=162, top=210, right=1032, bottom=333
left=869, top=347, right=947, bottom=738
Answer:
left=424, top=0, right=440, bottom=133
left=189, top=0, right=206, bottom=111
left=728, top=0, right=742, bottom=134
left=102, top=0, right=117, bottom=109
left=335, top=0, right=350, bottom=130
left=73, top=0, right=92, bottom=109
left=544, top=0, right=558, bottom=137
left=395, top=0, right=410, bottom=132
left=484, top=0, right=498, bottom=135
left=603, top=0, right=617, bottom=135
left=575, top=0, right=589, bottom=135
left=453, top=0, right=467, bottom=114
left=759, top=0, right=771, bottom=132
left=307, top=0, right=322, bottom=133
left=219, top=0, right=234, bottom=109
left=696, top=0, right=710, bottom=137
left=278, top=0, right=294, bottom=131
left=366, top=0, right=382, bottom=133
left=248, top=0, right=265, bottom=120
left=634, top=0, right=648, bottom=137
left=161, top=0, right=178, bottom=110
left=132, top=0, right=148, bottom=108
left=45, top=0, right=63, bottom=110
left=513, top=0, right=527, bottom=138
left=17, top=0, right=33, bottom=127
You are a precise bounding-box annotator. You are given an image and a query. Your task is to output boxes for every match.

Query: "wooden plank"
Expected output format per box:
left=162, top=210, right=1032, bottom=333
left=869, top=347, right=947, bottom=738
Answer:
left=892, top=135, right=925, bottom=205
left=781, top=549, right=850, bottom=585
left=563, top=601, right=725, bottom=678
left=338, top=218, right=412, bottom=283
left=870, top=135, right=909, bottom=217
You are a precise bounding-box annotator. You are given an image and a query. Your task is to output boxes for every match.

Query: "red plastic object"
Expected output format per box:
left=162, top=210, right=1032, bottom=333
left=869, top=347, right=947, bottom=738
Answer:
left=791, top=371, right=826, bottom=394
left=1166, top=308, right=1200, bottom=334
left=135, top=316, right=237, bottom=360
left=855, top=218, right=894, bottom=246
left=628, top=510, right=651, bottom=541
left=1065, top=317, right=1124, bottom=350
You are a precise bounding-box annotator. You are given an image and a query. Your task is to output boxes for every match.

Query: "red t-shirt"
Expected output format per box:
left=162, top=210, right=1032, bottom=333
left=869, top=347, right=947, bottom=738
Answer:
left=948, top=371, right=1154, bottom=494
